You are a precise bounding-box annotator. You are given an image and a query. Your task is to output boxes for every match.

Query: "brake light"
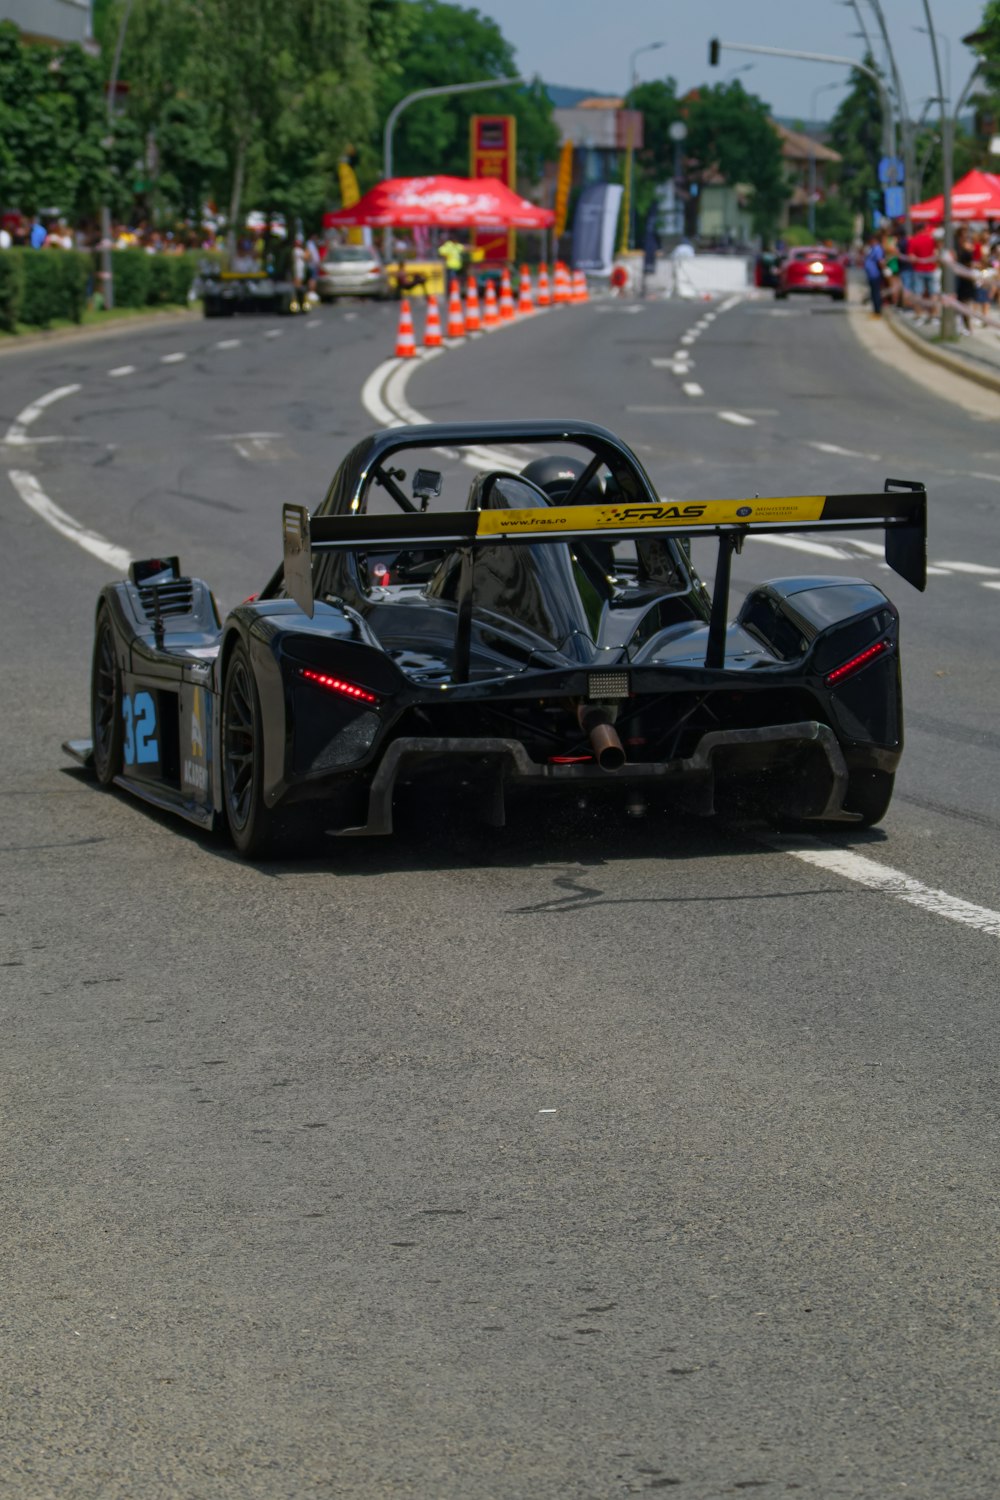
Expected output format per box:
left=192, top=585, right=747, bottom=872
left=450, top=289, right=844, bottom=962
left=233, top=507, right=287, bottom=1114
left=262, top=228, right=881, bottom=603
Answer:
left=549, top=754, right=593, bottom=764
left=808, top=260, right=826, bottom=274
left=825, top=638, right=891, bottom=687
left=299, top=668, right=379, bottom=705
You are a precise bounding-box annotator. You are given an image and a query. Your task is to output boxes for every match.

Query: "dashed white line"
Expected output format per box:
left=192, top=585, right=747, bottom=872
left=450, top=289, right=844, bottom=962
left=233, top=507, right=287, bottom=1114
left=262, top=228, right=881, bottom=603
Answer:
left=682, top=382, right=704, bottom=397
left=8, top=470, right=132, bottom=572
left=717, top=410, right=756, bottom=426
left=264, top=328, right=283, bottom=339
left=751, top=534, right=849, bottom=560
left=717, top=295, right=742, bottom=313
left=808, top=441, right=882, bottom=461
left=161, top=352, right=186, bottom=363
left=935, top=560, right=1000, bottom=575
left=214, top=338, right=241, bottom=350
left=765, top=834, right=1000, bottom=941
left=306, top=319, right=321, bottom=328
left=981, top=581, right=1000, bottom=591
left=108, top=364, right=136, bottom=378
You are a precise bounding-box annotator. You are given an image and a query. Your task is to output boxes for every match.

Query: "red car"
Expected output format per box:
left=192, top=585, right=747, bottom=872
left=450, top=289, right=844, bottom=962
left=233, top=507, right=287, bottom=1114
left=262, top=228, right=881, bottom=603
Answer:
left=775, top=246, right=846, bottom=302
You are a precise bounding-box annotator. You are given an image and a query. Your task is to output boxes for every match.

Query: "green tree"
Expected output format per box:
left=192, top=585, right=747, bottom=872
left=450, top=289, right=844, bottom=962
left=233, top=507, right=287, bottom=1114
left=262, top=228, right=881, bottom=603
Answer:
left=379, top=0, right=558, bottom=182
left=625, top=78, right=683, bottom=228
left=0, top=22, right=111, bottom=219
left=827, top=55, right=884, bottom=229
left=683, top=80, right=788, bottom=236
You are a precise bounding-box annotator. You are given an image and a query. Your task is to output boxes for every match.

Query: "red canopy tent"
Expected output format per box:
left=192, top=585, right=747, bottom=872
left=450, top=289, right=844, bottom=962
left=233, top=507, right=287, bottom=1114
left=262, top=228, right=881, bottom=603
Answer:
left=910, top=168, right=1000, bottom=222
left=324, top=175, right=554, bottom=230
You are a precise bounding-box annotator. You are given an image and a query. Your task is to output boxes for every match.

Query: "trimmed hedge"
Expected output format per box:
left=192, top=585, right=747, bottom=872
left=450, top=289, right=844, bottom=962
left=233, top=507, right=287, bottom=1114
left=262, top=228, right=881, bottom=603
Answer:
left=0, top=248, right=221, bottom=330
left=0, top=251, right=26, bottom=332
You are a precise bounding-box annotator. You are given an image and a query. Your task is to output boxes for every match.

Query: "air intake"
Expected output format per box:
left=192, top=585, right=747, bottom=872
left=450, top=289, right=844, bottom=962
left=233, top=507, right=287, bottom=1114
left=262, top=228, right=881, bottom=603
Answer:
left=137, top=578, right=195, bottom=620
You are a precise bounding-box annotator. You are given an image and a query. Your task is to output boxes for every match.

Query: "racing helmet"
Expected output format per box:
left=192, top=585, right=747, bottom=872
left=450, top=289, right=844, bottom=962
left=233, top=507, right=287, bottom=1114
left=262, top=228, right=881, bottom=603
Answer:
left=519, top=454, right=604, bottom=504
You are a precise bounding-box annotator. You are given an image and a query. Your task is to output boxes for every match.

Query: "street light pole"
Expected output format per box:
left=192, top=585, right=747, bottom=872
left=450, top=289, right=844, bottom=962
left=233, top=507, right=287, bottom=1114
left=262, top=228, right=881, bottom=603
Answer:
left=708, top=40, right=894, bottom=159
left=919, top=2, right=954, bottom=337
left=808, top=80, right=844, bottom=238
left=627, top=40, right=665, bottom=96
left=99, top=0, right=135, bottom=312
left=381, top=76, right=522, bottom=261
left=865, top=0, right=915, bottom=232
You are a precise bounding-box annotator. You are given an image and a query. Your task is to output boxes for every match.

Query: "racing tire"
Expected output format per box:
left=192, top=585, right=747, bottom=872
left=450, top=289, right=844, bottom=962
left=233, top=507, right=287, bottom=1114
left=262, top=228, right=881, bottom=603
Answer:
left=91, top=606, right=124, bottom=787
left=843, top=768, right=894, bottom=827
left=222, top=642, right=286, bottom=858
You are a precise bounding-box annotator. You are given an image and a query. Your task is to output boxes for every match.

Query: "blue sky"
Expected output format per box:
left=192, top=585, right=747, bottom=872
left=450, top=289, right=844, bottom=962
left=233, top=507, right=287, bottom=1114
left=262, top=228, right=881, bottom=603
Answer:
left=474, top=0, right=987, bottom=122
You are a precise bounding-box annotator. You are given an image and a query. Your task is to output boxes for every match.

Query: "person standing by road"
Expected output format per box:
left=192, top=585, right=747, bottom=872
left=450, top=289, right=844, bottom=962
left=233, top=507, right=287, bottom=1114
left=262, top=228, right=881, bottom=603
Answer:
left=907, top=221, right=940, bottom=322
left=863, top=228, right=886, bottom=318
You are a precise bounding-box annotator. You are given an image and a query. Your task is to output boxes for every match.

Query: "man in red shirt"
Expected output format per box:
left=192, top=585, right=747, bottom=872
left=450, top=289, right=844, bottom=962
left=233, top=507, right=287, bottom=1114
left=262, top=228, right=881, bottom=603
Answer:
left=907, top=226, right=939, bottom=317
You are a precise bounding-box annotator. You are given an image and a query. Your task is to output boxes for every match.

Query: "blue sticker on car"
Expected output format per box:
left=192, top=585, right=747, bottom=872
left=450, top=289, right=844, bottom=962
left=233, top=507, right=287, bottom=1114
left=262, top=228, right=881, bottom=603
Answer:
left=122, top=691, right=159, bottom=765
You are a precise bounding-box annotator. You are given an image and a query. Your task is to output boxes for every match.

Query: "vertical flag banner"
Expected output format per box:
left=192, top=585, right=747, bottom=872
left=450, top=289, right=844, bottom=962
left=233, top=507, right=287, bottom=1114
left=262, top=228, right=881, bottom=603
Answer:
left=337, top=160, right=364, bottom=246
left=553, top=140, right=574, bottom=239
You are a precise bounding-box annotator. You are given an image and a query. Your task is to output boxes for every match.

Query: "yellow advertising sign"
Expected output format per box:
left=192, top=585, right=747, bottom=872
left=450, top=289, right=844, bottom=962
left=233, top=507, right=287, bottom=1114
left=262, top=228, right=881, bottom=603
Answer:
left=476, top=497, right=829, bottom=537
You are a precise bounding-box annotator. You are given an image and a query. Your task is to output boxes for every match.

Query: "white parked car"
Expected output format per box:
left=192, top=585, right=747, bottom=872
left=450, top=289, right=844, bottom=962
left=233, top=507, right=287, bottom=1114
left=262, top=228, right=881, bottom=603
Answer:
left=318, top=245, right=390, bottom=301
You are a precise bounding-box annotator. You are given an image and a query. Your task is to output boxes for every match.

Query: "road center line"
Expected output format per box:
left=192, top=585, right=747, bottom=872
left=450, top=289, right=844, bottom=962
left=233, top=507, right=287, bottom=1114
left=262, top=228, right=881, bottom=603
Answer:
left=682, top=382, right=704, bottom=397
left=717, top=410, right=755, bottom=426
left=108, top=365, right=136, bottom=378
left=764, top=834, right=1000, bottom=940
left=4, top=383, right=82, bottom=444
left=161, top=352, right=186, bottom=364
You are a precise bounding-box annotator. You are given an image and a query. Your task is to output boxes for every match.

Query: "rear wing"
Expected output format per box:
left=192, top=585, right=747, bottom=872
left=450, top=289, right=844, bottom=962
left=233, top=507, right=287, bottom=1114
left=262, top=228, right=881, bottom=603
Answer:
left=282, top=480, right=926, bottom=674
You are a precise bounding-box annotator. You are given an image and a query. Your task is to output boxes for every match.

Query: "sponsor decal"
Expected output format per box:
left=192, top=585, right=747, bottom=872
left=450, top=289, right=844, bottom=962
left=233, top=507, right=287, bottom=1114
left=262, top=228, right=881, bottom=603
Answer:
left=476, top=496, right=828, bottom=536
left=191, top=687, right=205, bottom=758
left=183, top=758, right=208, bottom=792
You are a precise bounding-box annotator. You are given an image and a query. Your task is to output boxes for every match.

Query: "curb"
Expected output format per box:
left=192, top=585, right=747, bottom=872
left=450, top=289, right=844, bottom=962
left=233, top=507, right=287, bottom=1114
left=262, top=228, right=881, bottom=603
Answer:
left=0, top=305, right=201, bottom=360
left=882, top=308, right=1000, bottom=398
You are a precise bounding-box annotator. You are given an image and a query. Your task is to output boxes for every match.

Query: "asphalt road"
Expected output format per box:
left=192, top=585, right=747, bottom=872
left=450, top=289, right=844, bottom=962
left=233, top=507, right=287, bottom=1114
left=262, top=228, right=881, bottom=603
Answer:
left=2, top=292, right=998, bottom=1499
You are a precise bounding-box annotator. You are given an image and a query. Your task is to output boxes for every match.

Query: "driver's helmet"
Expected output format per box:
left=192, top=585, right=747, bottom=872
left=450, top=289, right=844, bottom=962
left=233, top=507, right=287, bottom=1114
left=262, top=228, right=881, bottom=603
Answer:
left=519, top=454, right=604, bottom=504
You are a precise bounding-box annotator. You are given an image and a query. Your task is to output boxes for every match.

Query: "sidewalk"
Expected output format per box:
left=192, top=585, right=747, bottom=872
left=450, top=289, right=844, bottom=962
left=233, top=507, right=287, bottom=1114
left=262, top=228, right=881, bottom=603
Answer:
left=881, top=301, right=1000, bottom=397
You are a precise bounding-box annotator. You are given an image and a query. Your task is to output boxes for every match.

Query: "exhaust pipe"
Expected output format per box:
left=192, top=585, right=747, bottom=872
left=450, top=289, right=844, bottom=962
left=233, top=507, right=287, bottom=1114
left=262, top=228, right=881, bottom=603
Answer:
left=577, top=704, right=626, bottom=772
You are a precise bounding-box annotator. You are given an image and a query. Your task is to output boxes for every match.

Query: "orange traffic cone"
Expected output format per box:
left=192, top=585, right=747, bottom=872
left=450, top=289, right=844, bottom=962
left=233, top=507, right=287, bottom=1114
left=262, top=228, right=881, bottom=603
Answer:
left=423, top=294, right=442, bottom=347
left=499, top=266, right=516, bottom=320
left=483, top=280, right=500, bottom=329
left=464, top=275, right=481, bottom=333
left=536, top=263, right=552, bottom=306
left=395, top=297, right=416, bottom=358
left=553, top=261, right=570, bottom=304
left=446, top=278, right=465, bottom=338
left=518, top=265, right=534, bottom=315
left=573, top=269, right=588, bottom=302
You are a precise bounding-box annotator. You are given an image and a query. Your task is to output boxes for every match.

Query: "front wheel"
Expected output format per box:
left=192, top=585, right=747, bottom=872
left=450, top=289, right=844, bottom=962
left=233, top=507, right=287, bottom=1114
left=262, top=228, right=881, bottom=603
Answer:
left=91, top=606, right=123, bottom=786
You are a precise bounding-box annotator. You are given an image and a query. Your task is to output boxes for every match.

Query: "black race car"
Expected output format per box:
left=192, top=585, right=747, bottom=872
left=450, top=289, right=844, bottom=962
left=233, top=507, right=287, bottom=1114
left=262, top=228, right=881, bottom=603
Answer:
left=195, top=264, right=303, bottom=318
left=66, top=421, right=926, bottom=856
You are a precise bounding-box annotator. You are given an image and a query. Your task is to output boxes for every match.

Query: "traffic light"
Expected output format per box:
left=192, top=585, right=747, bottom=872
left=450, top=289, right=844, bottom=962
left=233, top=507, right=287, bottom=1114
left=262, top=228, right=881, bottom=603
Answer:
left=709, top=39, right=720, bottom=66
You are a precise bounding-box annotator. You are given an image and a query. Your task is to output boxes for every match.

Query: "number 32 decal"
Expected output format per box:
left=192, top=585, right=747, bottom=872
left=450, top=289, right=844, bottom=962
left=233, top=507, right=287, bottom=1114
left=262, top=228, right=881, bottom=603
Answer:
left=123, top=691, right=159, bottom=765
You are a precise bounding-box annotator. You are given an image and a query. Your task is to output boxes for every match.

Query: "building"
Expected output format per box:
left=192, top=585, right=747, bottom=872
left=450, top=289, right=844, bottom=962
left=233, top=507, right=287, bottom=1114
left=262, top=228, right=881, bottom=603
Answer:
left=1, top=0, right=93, bottom=47
left=774, top=121, right=842, bottom=229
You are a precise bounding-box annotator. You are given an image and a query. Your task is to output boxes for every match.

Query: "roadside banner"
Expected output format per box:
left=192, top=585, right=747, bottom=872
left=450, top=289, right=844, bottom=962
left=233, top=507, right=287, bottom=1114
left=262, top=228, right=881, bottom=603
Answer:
left=553, top=141, right=574, bottom=238
left=572, top=184, right=624, bottom=275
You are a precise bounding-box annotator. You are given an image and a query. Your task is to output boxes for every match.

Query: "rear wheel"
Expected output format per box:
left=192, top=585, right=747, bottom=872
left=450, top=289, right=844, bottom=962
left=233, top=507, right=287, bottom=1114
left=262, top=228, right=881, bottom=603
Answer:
left=222, top=642, right=284, bottom=857
left=90, top=607, right=123, bottom=786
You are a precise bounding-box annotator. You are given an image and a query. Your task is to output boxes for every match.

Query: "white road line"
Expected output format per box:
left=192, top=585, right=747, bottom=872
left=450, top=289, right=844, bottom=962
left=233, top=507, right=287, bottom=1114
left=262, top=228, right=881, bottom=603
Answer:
left=843, top=538, right=885, bottom=557
left=384, top=350, right=442, bottom=425
left=935, top=560, right=1000, bottom=575
left=703, top=312, right=716, bottom=322
left=4, top=383, right=81, bottom=444
left=306, top=319, right=321, bottom=328
left=808, top=440, right=882, bottom=460
left=682, top=382, right=704, bottom=397
left=717, top=295, right=742, bottom=313
left=264, top=328, right=283, bottom=339
left=964, top=470, right=1000, bottom=484
left=651, top=357, right=677, bottom=368
left=751, top=534, right=849, bottom=560
left=360, top=358, right=406, bottom=427
left=765, top=834, right=1000, bottom=941
left=214, top=338, right=241, bottom=349
left=161, top=352, right=186, bottom=364
left=8, top=470, right=132, bottom=572
left=680, top=333, right=696, bottom=345
left=717, top=410, right=755, bottom=426
left=981, top=581, right=1000, bottom=591
left=108, top=364, right=136, bottom=377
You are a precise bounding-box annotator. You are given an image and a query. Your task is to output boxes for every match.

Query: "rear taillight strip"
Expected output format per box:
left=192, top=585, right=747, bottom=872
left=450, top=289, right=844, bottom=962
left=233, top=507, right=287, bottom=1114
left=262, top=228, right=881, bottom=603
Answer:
left=825, top=638, right=892, bottom=687
left=299, top=668, right=379, bottom=705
